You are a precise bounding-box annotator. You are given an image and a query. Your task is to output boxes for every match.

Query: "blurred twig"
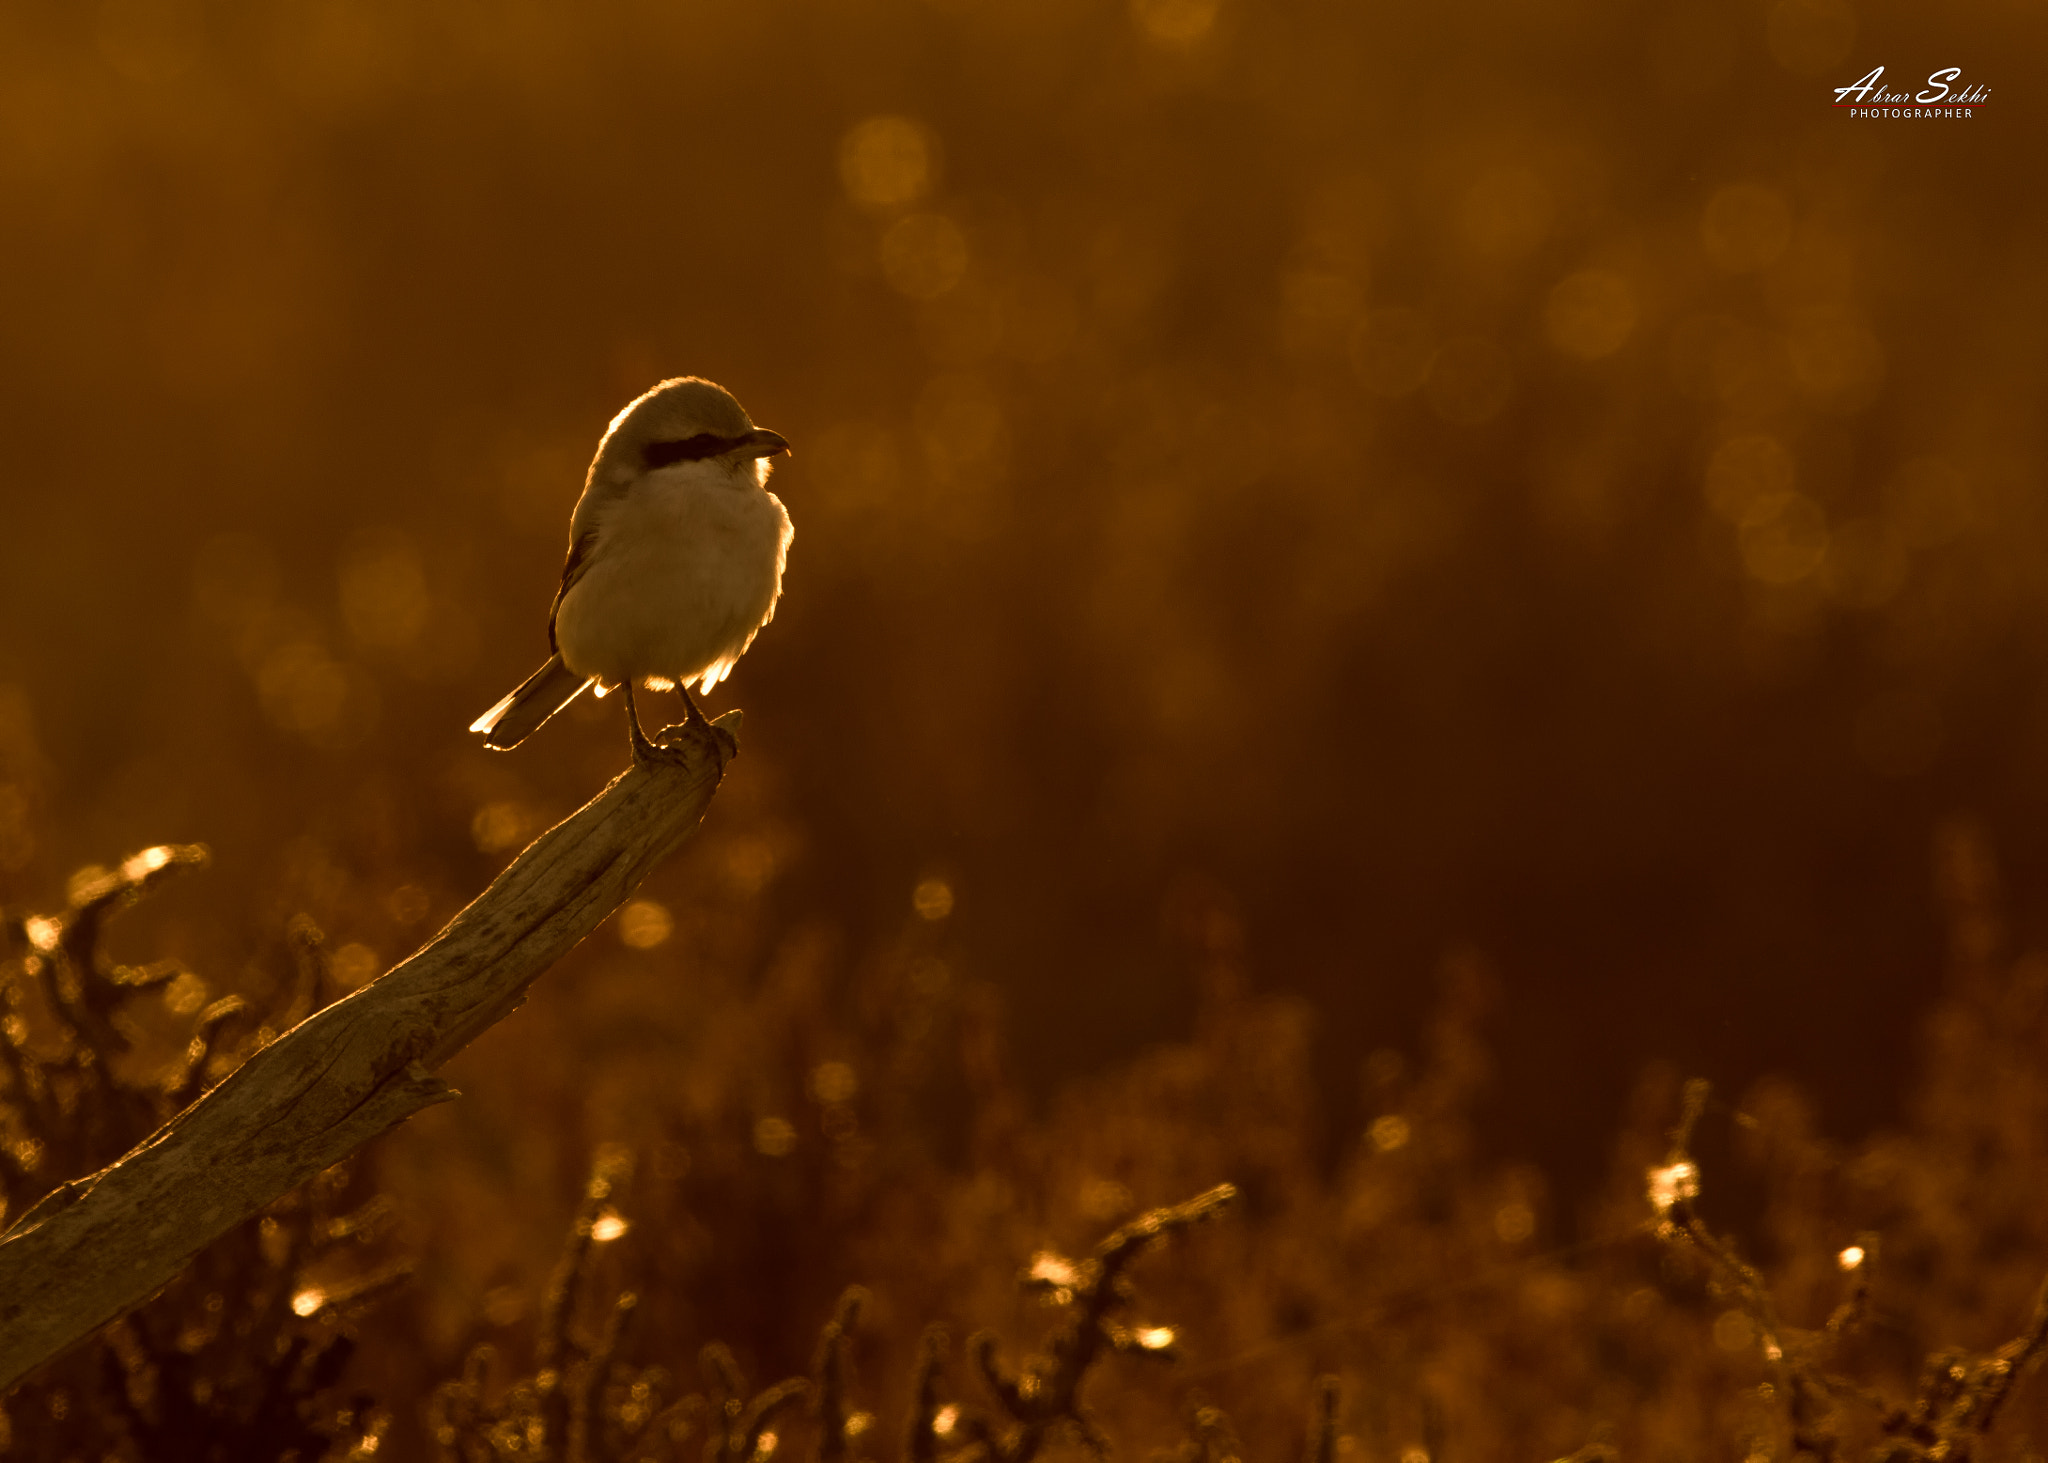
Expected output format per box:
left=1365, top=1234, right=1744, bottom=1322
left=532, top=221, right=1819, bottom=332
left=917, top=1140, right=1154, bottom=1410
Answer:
left=1654, top=1077, right=2048, bottom=1463
left=1, top=845, right=212, bottom=1221
left=814, top=1287, right=869, bottom=1463
left=0, top=712, right=740, bottom=1392
left=1869, top=1271, right=2048, bottom=1462
left=704, top=1341, right=810, bottom=1463
left=904, top=1326, right=948, bottom=1463
left=1167, top=1398, right=1245, bottom=1463
left=966, top=1183, right=1237, bottom=1463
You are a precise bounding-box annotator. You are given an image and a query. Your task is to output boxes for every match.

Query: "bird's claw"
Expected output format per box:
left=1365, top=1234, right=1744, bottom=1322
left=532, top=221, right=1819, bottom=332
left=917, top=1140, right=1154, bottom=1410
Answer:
left=632, top=711, right=742, bottom=770
left=625, top=681, right=739, bottom=769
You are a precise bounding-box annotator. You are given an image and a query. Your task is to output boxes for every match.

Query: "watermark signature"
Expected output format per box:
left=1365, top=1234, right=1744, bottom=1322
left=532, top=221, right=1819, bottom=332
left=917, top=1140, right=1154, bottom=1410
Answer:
left=1833, top=67, right=1990, bottom=118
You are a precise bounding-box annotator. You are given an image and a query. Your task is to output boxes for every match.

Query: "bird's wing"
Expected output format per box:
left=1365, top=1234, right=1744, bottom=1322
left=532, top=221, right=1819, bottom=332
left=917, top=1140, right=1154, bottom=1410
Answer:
left=546, top=529, right=601, bottom=655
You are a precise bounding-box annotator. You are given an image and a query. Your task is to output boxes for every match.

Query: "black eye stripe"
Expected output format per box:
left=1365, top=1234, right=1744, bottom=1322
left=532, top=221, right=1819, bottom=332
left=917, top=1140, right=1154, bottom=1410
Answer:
left=643, top=433, right=735, bottom=468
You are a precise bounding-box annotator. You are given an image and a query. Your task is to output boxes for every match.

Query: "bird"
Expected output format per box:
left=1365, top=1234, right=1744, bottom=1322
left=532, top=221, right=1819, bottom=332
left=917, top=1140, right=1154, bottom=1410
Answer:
left=469, top=377, right=793, bottom=760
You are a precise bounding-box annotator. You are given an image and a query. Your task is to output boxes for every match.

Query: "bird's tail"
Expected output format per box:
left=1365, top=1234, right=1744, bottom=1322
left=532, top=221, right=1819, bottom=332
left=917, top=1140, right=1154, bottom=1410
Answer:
left=469, top=655, right=595, bottom=750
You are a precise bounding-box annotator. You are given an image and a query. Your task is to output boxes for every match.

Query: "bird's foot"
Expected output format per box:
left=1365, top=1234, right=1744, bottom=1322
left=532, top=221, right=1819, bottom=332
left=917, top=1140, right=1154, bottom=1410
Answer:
left=640, top=710, right=742, bottom=770
left=624, top=681, right=681, bottom=766
left=625, top=682, right=739, bottom=769
left=627, top=712, right=664, bottom=765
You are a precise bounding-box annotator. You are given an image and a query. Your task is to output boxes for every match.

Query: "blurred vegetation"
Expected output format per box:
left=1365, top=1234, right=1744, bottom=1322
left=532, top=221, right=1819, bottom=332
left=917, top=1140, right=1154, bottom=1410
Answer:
left=1, top=0, right=2045, bottom=1456
left=1, top=850, right=402, bottom=1459
left=8, top=819, right=2048, bottom=1458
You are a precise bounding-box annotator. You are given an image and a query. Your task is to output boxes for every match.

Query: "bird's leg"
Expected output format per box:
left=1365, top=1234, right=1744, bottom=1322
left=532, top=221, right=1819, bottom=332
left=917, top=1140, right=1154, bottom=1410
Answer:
left=676, top=682, right=714, bottom=734
left=623, top=681, right=663, bottom=764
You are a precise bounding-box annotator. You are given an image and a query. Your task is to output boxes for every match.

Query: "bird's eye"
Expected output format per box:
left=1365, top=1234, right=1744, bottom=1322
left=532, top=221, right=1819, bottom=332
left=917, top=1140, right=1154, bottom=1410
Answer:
left=643, top=433, right=729, bottom=468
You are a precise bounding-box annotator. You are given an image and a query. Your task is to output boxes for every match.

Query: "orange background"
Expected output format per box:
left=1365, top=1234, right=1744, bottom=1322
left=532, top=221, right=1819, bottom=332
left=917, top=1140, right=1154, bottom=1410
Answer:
left=0, top=0, right=2041, bottom=1385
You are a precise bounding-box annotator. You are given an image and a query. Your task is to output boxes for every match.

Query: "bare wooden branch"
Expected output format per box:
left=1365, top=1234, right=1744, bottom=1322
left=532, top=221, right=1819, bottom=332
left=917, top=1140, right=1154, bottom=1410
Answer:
left=0, top=713, right=741, bottom=1392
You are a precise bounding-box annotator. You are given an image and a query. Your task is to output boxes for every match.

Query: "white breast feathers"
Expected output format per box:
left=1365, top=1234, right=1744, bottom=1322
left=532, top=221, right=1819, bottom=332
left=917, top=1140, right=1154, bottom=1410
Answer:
left=551, top=462, right=793, bottom=692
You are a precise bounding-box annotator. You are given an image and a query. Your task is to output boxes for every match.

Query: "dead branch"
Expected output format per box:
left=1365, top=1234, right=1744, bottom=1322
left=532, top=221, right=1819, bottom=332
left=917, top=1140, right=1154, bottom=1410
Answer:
left=0, top=713, right=740, bottom=1392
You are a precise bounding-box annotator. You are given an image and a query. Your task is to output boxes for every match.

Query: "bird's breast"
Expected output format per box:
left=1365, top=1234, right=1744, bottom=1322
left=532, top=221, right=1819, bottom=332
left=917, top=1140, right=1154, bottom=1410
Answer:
left=553, top=473, right=793, bottom=686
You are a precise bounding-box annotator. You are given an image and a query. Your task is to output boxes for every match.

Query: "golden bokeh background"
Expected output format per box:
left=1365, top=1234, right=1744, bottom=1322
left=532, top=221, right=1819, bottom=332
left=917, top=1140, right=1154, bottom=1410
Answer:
left=0, top=0, right=2044, bottom=1450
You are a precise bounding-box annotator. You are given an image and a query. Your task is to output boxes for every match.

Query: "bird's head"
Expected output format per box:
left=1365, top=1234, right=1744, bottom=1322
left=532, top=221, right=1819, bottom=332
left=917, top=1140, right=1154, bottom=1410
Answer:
left=589, top=377, right=790, bottom=489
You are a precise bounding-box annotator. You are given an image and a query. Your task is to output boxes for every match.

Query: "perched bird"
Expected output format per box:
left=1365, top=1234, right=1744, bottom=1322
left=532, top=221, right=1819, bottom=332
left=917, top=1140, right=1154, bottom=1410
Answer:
left=470, top=377, right=793, bottom=758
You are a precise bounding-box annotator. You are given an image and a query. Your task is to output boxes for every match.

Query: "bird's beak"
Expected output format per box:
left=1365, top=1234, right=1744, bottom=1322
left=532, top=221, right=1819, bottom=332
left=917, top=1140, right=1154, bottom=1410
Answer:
left=740, top=428, right=791, bottom=459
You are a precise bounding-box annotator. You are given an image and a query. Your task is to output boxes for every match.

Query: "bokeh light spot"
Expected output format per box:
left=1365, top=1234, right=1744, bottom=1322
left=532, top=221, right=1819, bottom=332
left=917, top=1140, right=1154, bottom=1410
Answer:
left=1029, top=1252, right=1082, bottom=1291
left=1646, top=1159, right=1699, bottom=1214
left=810, top=1060, right=859, bottom=1104
left=915, top=373, right=1007, bottom=487
left=1079, top=1177, right=1134, bottom=1220
left=332, top=943, right=381, bottom=988
left=482, top=1285, right=526, bottom=1327
left=265, top=0, right=410, bottom=115
left=96, top=0, right=203, bottom=85
left=839, top=117, right=936, bottom=211
left=1131, top=0, right=1219, bottom=46
left=1712, top=1307, right=1756, bottom=1351
left=1545, top=270, right=1638, bottom=360
left=913, top=877, right=955, bottom=921
left=1669, top=313, right=1775, bottom=405
left=618, top=899, right=673, bottom=950
left=470, top=802, right=536, bottom=854
left=723, top=835, right=779, bottom=896
left=1740, top=493, right=1829, bottom=584
left=1493, top=1201, right=1535, bottom=1244
left=122, top=845, right=172, bottom=880
left=753, top=1116, right=797, bottom=1157
left=1704, top=434, right=1797, bottom=526
left=164, top=970, right=208, bottom=1015
left=880, top=214, right=969, bottom=300
left=339, top=531, right=429, bottom=653
left=258, top=642, right=370, bottom=748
